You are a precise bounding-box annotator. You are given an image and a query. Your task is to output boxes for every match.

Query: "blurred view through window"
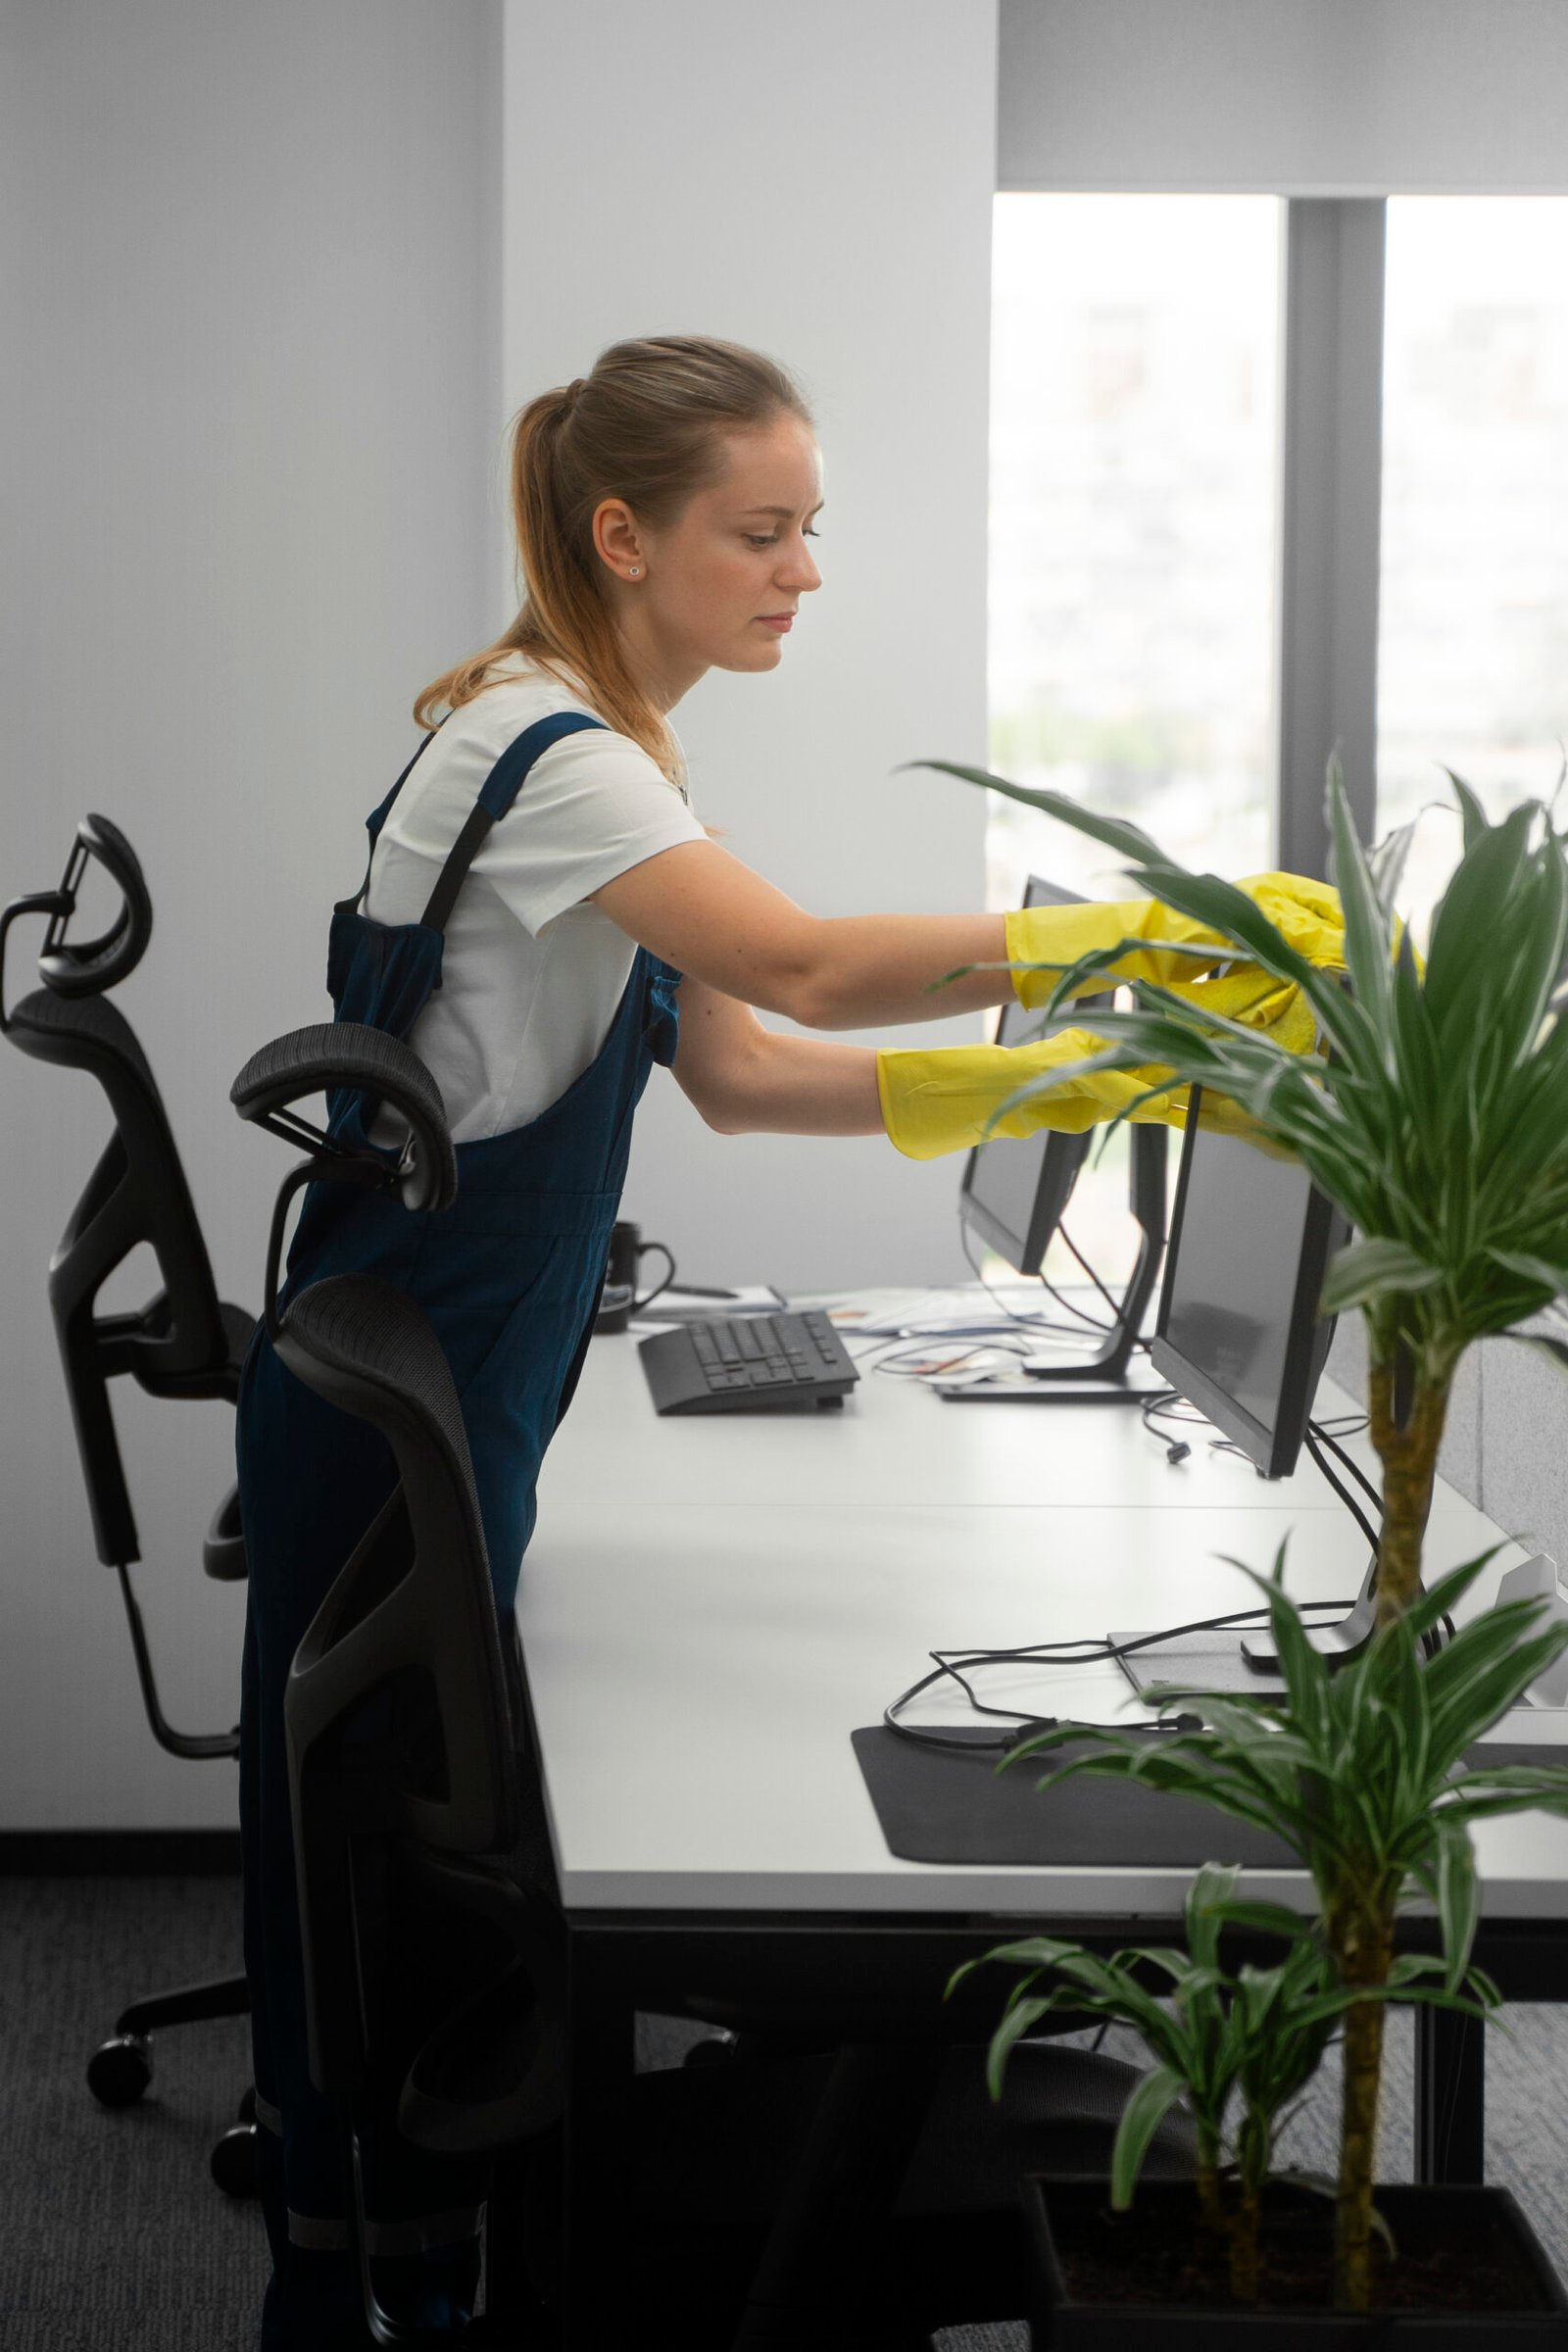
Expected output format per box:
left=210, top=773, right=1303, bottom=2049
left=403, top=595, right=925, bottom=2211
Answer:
left=1378, top=198, right=1568, bottom=946
left=987, top=193, right=1281, bottom=1283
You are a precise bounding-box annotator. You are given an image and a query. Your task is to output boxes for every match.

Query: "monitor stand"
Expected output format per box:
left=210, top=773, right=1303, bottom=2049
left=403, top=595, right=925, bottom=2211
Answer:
left=1000, top=1124, right=1168, bottom=1406
left=1111, top=1553, right=1382, bottom=1700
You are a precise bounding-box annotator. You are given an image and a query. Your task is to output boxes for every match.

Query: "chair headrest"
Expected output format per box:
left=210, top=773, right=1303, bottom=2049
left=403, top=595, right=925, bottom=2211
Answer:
left=2, top=813, right=152, bottom=1037
left=230, top=1021, right=457, bottom=1215
left=38, top=813, right=153, bottom=998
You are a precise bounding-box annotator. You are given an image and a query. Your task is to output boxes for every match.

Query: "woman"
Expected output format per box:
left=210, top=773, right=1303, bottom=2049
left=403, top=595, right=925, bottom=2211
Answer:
left=236, top=332, right=1334, bottom=2346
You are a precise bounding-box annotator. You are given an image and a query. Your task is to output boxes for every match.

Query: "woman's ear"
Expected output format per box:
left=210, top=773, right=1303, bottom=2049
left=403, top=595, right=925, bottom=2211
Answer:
left=593, top=497, right=646, bottom=581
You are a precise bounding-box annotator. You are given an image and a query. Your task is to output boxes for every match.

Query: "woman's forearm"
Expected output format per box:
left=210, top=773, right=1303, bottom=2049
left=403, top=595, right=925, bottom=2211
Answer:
left=708, top=1030, right=886, bottom=1137
left=800, top=912, right=1011, bottom=1029
left=595, top=842, right=1014, bottom=1031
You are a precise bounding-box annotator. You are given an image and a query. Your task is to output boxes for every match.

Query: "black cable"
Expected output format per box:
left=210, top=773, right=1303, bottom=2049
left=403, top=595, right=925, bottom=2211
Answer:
left=1058, top=1221, right=1147, bottom=1345
left=1308, top=1418, right=1382, bottom=1513
left=1035, top=1269, right=1119, bottom=1334
left=1141, top=1386, right=1208, bottom=1463
left=958, top=1223, right=1117, bottom=1342
left=958, top=1213, right=1154, bottom=1356
left=882, top=1595, right=1358, bottom=1755
left=871, top=1334, right=1036, bottom=1383
left=1303, top=1423, right=1383, bottom=1557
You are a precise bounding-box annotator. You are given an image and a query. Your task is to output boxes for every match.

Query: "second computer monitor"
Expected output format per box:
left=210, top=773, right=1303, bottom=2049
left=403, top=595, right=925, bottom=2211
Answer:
left=1151, top=1086, right=1348, bottom=1479
left=957, top=876, right=1098, bottom=1277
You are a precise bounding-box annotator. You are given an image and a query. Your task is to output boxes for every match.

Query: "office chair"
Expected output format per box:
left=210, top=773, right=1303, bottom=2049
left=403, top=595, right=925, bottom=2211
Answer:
left=233, top=1019, right=1197, bottom=2351
left=1, top=814, right=258, bottom=2196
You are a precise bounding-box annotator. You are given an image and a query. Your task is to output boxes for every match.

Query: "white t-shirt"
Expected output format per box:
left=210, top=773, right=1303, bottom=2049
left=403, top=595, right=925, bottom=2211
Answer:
left=363, top=655, right=707, bottom=1143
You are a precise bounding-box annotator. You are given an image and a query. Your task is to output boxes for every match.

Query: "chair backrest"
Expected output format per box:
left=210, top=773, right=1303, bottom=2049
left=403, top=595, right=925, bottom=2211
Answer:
left=2, top=816, right=234, bottom=1565
left=233, top=1023, right=517, bottom=2096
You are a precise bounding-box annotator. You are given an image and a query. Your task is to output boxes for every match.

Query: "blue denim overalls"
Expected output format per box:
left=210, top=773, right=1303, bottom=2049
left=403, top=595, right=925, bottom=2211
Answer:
left=236, top=713, right=682, bottom=2344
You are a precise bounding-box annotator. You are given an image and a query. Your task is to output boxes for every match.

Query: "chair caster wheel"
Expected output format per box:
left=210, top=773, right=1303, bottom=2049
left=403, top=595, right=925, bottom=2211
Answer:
left=237, top=2084, right=257, bottom=2124
left=211, top=2121, right=261, bottom=2198
left=87, top=2033, right=153, bottom=2107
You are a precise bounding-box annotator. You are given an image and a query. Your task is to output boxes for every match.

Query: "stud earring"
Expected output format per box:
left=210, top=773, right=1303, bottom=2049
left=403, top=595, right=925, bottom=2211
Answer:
left=628, top=566, right=641, bottom=577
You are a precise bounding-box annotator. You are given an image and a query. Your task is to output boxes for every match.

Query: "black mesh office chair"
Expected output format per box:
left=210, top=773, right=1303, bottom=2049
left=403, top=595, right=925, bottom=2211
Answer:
left=1, top=814, right=258, bottom=2193
left=233, top=1021, right=1197, bottom=2350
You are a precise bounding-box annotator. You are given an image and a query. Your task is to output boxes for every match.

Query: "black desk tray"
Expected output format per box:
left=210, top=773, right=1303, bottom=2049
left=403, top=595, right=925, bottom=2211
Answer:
left=852, top=1726, right=1297, bottom=1870
left=853, top=1730, right=1561, bottom=1873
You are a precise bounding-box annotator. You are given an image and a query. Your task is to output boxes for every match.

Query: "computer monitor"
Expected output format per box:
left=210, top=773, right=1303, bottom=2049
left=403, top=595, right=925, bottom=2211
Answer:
left=1115, top=1083, right=1366, bottom=1690
left=952, top=877, right=1167, bottom=1400
left=957, top=877, right=1095, bottom=1279
left=1150, top=1088, right=1348, bottom=1480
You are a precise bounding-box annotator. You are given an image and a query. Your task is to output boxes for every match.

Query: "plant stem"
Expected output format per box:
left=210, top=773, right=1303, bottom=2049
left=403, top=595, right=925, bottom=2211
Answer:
left=1334, top=1910, right=1396, bottom=2311
left=1366, top=1361, right=1451, bottom=1626
left=1229, top=2181, right=1260, bottom=2304
left=1196, top=2156, right=1225, bottom=2235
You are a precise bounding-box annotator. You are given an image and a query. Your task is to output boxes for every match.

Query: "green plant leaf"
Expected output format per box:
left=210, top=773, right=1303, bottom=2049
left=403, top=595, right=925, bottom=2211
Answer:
left=1509, top=1328, right=1568, bottom=1374
left=899, top=760, right=1169, bottom=867
left=983, top=1994, right=1054, bottom=2098
left=1109, top=2064, right=1189, bottom=2210
left=1425, top=804, right=1535, bottom=1050
left=1486, top=1250, right=1568, bottom=1298
left=1326, top=757, right=1396, bottom=1047
left=1206, top=1897, right=1320, bottom=1945
left=1321, top=1238, right=1445, bottom=1315
left=1186, top=1862, right=1243, bottom=1972
left=1368, top=816, right=1419, bottom=920
left=1440, top=766, right=1493, bottom=855
left=1433, top=1817, right=1481, bottom=1989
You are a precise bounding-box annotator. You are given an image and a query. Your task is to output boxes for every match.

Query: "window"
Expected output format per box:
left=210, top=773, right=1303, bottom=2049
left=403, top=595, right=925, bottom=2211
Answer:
left=989, top=194, right=1281, bottom=1287
left=1378, top=198, right=1568, bottom=941
left=989, top=194, right=1281, bottom=910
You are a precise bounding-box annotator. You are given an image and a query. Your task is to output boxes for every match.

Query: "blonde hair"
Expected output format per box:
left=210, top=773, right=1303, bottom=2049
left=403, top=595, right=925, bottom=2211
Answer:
left=416, top=335, right=814, bottom=782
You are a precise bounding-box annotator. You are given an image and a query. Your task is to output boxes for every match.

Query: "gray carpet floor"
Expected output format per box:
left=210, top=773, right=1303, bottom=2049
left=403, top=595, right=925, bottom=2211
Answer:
left=4, top=1875, right=1568, bottom=2349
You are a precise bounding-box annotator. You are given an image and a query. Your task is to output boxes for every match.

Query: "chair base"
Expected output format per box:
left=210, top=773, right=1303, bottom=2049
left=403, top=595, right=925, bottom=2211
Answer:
left=87, top=1972, right=257, bottom=2196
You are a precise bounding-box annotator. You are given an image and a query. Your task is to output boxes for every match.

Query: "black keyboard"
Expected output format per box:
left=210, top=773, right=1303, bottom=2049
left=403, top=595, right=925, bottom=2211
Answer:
left=638, top=1309, right=859, bottom=1415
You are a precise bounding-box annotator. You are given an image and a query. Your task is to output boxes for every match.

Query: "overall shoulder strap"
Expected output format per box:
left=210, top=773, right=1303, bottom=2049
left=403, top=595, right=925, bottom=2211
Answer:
left=342, top=725, right=443, bottom=914
left=418, top=710, right=609, bottom=934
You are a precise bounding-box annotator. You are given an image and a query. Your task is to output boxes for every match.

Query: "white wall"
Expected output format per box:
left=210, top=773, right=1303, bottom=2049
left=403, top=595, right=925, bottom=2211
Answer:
left=1, top=0, right=998, bottom=1826
left=1, top=0, right=504, bottom=1826
left=499, top=0, right=999, bottom=1295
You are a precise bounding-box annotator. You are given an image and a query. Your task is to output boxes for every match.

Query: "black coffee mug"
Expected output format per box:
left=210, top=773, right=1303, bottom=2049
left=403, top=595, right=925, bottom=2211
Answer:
left=597, top=1220, right=675, bottom=1332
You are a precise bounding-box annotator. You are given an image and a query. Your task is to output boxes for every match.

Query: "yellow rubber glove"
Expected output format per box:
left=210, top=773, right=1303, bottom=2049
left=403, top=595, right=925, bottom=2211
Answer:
left=881, top=876, right=1349, bottom=1160
left=1004, top=871, right=1345, bottom=1007
left=876, top=1025, right=1265, bottom=1160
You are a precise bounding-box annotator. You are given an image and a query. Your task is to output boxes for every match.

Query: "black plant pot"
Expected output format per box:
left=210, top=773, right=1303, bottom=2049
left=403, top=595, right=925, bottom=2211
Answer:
left=1025, top=2177, right=1568, bottom=2349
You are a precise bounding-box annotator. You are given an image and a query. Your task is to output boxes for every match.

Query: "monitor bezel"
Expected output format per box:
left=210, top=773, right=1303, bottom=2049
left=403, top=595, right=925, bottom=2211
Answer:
left=956, top=876, right=1100, bottom=1278
left=1149, top=1083, right=1348, bottom=1480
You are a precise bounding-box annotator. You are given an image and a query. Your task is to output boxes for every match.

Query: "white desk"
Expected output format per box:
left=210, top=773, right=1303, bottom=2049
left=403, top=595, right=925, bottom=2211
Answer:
left=515, top=1302, right=1568, bottom=2340
left=526, top=1321, right=1568, bottom=1922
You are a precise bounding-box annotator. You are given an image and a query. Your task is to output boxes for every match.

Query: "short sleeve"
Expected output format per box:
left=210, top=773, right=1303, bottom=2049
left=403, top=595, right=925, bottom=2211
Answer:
left=471, top=722, right=709, bottom=935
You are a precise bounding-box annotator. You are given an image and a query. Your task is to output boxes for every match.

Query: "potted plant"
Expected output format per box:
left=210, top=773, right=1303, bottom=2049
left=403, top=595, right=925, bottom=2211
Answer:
left=960, top=1550, right=1568, bottom=2337
left=956, top=1856, right=1485, bottom=2309
left=917, top=757, right=1568, bottom=2329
